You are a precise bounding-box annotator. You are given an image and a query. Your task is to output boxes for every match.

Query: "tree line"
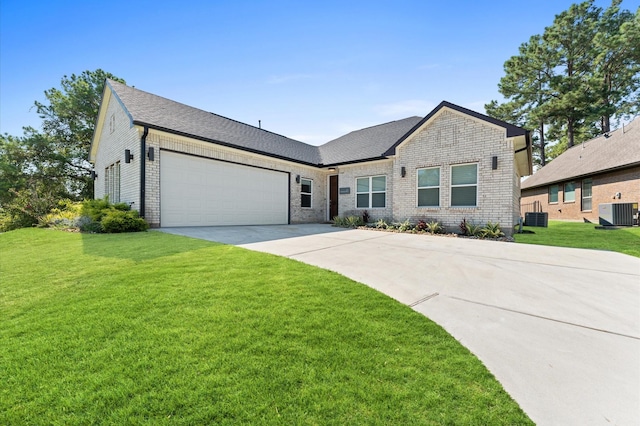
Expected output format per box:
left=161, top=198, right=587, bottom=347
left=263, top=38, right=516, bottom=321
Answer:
left=0, top=70, right=124, bottom=229
left=486, top=0, right=639, bottom=167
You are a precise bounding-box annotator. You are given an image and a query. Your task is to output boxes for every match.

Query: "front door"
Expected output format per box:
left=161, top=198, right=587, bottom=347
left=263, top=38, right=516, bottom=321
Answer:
left=329, top=175, right=339, bottom=220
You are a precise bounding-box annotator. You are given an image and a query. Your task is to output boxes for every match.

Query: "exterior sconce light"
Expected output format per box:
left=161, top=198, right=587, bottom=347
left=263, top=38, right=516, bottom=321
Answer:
left=147, top=147, right=154, bottom=161
left=125, top=149, right=134, bottom=163
left=296, top=175, right=301, bottom=183
left=492, top=156, right=498, bottom=170
left=90, top=170, right=97, bottom=180
left=401, top=166, right=406, bottom=177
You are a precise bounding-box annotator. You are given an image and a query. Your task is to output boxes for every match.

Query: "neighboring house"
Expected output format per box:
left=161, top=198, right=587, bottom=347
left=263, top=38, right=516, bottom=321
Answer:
left=90, top=80, right=532, bottom=235
left=521, top=118, right=640, bottom=223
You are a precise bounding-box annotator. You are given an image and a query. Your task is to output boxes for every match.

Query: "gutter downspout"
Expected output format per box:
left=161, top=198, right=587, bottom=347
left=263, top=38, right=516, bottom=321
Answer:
left=140, top=126, right=149, bottom=218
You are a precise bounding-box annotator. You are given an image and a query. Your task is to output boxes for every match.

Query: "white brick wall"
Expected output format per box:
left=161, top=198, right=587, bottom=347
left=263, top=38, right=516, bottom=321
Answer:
left=93, top=97, right=141, bottom=210
left=334, top=160, right=394, bottom=221
left=145, top=131, right=328, bottom=226
left=392, top=110, right=519, bottom=235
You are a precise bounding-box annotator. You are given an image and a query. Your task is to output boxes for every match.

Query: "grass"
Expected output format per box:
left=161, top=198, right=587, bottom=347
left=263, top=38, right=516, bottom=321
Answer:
left=0, top=228, right=532, bottom=425
left=514, top=220, right=640, bottom=257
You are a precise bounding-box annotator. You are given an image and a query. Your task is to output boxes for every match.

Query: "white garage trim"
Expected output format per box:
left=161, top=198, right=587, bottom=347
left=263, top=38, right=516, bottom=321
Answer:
left=160, top=150, right=290, bottom=227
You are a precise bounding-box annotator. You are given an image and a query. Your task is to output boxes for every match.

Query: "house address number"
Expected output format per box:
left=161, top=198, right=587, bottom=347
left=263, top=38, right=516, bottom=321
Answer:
left=339, top=187, right=350, bottom=194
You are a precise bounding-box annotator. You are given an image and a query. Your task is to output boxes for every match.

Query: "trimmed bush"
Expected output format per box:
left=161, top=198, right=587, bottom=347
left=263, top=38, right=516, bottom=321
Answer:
left=101, top=209, right=149, bottom=233
left=81, top=198, right=114, bottom=223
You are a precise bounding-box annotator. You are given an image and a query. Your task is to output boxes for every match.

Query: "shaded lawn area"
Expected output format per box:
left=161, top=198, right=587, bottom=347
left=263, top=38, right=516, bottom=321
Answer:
left=515, top=220, right=640, bottom=258
left=0, top=229, right=532, bottom=425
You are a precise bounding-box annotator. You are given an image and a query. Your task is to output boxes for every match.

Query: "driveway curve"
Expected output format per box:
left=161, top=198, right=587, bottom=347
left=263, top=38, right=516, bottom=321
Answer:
left=160, top=224, right=640, bottom=426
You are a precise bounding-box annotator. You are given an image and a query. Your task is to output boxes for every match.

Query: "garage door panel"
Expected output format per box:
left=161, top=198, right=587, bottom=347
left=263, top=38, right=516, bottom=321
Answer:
left=161, top=152, right=289, bottom=227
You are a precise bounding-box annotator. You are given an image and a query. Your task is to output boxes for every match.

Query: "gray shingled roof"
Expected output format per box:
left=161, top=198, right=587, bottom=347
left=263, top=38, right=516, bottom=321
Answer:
left=105, top=80, right=528, bottom=168
left=521, top=118, right=640, bottom=190
left=317, top=117, right=423, bottom=165
left=107, top=80, right=322, bottom=165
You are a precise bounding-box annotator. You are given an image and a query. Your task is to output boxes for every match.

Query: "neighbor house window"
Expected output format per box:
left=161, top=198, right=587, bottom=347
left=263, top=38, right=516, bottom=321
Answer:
left=105, top=162, right=121, bottom=203
left=356, top=176, right=386, bottom=208
left=301, top=178, right=312, bottom=208
left=564, top=182, right=575, bottom=203
left=417, top=167, right=440, bottom=207
left=450, top=163, right=478, bottom=207
left=549, top=184, right=559, bottom=203
left=582, top=178, right=592, bottom=211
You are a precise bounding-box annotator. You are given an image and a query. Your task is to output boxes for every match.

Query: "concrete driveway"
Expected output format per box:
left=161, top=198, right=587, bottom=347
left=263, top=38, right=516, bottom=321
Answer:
left=160, top=224, right=640, bottom=426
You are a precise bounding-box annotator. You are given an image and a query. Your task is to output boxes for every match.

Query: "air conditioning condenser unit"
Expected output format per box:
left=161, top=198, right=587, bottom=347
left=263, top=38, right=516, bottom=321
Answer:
left=598, top=203, right=638, bottom=226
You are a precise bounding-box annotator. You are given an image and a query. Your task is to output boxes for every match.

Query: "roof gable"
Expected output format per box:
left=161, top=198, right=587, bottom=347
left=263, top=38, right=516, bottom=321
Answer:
left=383, top=101, right=529, bottom=157
left=521, top=118, right=640, bottom=189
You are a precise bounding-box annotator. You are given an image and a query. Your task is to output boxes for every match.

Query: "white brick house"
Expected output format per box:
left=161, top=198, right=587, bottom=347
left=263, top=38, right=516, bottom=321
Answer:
left=90, top=80, right=532, bottom=235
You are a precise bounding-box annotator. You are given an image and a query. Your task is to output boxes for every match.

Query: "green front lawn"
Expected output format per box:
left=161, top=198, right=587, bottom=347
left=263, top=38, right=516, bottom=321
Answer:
left=0, top=229, right=531, bottom=425
left=515, top=220, right=640, bottom=257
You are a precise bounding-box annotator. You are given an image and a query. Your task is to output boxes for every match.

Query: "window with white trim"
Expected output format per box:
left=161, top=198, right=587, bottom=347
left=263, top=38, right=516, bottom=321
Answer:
left=582, top=179, right=592, bottom=211
left=564, top=181, right=575, bottom=203
left=356, top=176, right=386, bottom=208
left=417, top=167, right=440, bottom=207
left=301, top=178, right=312, bottom=208
left=549, top=184, right=559, bottom=204
left=450, top=163, right=478, bottom=207
left=105, top=162, right=121, bottom=203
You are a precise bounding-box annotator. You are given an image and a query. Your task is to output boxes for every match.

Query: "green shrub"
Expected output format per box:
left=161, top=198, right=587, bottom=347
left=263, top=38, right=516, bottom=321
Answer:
left=77, top=216, right=104, bottom=233
left=396, top=219, right=413, bottom=232
left=332, top=215, right=364, bottom=228
left=375, top=218, right=388, bottom=229
left=425, top=220, right=444, bottom=235
left=76, top=198, right=147, bottom=233
left=461, top=219, right=483, bottom=237
left=39, top=200, right=83, bottom=229
left=332, top=216, right=345, bottom=227
left=345, top=216, right=364, bottom=228
left=81, top=197, right=119, bottom=222
left=481, top=222, right=504, bottom=239
left=101, top=210, right=149, bottom=233
left=0, top=187, right=59, bottom=231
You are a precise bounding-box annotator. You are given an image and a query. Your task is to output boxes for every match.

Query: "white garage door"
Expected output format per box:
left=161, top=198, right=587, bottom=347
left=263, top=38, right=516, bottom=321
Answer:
left=160, top=151, right=289, bottom=227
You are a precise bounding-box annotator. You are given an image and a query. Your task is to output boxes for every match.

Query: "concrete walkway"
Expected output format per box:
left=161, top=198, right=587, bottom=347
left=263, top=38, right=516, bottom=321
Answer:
left=160, top=224, right=640, bottom=426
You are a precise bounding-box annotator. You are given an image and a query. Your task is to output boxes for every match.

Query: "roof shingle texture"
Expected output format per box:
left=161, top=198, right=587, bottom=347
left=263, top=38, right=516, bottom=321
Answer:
left=521, top=118, right=640, bottom=189
left=107, top=80, right=426, bottom=166
left=108, top=80, right=321, bottom=165
left=106, top=80, right=527, bottom=167
left=317, top=117, right=423, bottom=165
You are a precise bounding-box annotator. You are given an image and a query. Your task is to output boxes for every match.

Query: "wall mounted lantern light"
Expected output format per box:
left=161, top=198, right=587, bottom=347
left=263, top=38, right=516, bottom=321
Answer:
left=401, top=166, right=406, bottom=177
left=90, top=170, right=97, bottom=180
left=125, top=149, right=134, bottom=163
left=147, top=147, right=154, bottom=161
left=295, top=175, right=301, bottom=183
left=492, top=156, right=498, bottom=170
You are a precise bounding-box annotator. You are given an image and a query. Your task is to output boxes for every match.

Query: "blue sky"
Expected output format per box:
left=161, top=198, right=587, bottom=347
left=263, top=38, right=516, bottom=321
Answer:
left=1, top=0, right=638, bottom=145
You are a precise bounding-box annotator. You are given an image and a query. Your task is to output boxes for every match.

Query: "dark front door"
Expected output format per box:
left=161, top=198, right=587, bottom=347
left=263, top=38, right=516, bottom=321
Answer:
left=329, top=175, right=339, bottom=220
